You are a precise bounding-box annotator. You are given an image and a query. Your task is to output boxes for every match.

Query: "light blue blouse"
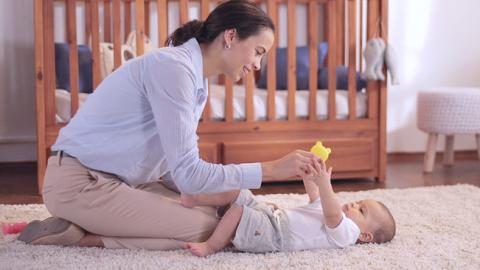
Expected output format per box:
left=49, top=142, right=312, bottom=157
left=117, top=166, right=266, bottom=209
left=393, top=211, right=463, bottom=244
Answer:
left=52, top=38, right=262, bottom=194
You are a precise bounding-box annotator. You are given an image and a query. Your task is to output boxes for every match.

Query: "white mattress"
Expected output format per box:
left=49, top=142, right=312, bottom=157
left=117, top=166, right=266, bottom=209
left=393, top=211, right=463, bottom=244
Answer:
left=55, top=89, right=89, bottom=123
left=55, top=85, right=367, bottom=123
left=208, top=84, right=367, bottom=120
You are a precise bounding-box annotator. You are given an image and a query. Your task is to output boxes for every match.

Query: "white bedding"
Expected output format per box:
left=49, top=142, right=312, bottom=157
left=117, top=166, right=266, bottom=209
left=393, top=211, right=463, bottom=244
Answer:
left=208, top=84, right=367, bottom=120
left=55, top=89, right=89, bottom=123
left=55, top=84, right=367, bottom=123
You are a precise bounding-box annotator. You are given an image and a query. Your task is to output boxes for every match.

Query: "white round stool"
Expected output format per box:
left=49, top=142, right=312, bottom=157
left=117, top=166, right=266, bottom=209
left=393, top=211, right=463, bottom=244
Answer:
left=417, top=88, right=480, bottom=172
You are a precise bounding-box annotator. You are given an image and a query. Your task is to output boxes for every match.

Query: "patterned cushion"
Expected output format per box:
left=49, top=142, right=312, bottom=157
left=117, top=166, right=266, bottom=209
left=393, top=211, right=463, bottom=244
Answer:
left=257, top=43, right=328, bottom=90
left=54, top=43, right=93, bottom=93
left=417, top=88, right=480, bottom=134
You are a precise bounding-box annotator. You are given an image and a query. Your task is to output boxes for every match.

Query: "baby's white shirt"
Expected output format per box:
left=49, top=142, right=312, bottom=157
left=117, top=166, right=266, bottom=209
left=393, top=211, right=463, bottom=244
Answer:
left=282, top=198, right=360, bottom=251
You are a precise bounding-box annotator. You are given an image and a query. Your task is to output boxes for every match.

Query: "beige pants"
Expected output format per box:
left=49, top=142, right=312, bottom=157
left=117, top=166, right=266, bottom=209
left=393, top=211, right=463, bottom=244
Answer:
left=42, top=153, right=218, bottom=250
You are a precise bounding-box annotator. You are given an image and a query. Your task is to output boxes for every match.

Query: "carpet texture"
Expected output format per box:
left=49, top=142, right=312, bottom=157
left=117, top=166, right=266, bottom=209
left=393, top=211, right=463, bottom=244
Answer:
left=1, top=184, right=479, bottom=270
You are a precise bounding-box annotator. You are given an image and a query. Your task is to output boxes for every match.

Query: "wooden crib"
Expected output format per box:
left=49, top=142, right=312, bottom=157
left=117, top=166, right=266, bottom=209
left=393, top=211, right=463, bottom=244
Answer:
left=34, top=0, right=389, bottom=192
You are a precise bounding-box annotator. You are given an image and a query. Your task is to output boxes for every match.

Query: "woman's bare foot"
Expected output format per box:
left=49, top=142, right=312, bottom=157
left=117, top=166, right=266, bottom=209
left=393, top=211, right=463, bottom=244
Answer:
left=76, top=233, right=104, bottom=247
left=180, top=193, right=197, bottom=208
left=186, top=242, right=215, bottom=257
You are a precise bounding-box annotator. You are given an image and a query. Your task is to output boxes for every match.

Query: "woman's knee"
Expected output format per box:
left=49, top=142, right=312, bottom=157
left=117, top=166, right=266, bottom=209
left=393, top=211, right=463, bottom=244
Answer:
left=41, top=179, right=62, bottom=217
left=41, top=178, right=88, bottom=221
left=42, top=189, right=74, bottom=220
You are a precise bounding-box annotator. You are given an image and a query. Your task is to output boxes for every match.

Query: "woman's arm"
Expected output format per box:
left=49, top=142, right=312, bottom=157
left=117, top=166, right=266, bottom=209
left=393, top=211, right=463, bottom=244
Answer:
left=145, top=58, right=319, bottom=194
left=145, top=60, right=262, bottom=194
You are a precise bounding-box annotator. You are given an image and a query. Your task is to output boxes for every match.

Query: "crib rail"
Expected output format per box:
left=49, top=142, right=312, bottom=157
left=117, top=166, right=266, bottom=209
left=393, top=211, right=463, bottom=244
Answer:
left=35, top=0, right=388, bottom=191
left=39, top=0, right=382, bottom=125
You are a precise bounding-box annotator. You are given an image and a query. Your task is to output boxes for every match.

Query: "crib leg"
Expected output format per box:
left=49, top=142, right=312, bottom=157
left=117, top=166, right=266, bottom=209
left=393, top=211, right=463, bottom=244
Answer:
left=443, top=135, right=454, bottom=166
left=424, top=133, right=438, bottom=173
left=476, top=134, right=480, bottom=161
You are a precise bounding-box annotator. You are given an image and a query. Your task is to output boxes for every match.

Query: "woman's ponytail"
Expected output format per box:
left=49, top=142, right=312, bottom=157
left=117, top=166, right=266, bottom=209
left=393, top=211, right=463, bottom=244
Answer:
left=165, top=20, right=204, bottom=47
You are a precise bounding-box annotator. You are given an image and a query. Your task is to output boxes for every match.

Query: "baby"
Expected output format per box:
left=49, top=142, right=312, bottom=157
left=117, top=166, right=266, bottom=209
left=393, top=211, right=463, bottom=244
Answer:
left=181, top=159, right=395, bottom=256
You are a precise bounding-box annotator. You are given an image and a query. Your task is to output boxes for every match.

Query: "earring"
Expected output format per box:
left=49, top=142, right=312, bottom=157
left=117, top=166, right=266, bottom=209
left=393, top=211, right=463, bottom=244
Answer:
left=224, top=44, right=231, bottom=49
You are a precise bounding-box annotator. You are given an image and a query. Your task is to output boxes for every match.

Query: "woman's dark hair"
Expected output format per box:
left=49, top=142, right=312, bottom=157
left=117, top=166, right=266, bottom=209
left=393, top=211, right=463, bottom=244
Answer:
left=165, top=0, right=275, bottom=47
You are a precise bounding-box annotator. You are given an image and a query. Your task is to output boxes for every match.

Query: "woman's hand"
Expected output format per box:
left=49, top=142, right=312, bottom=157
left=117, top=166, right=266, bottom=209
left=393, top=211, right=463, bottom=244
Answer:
left=261, top=150, right=321, bottom=181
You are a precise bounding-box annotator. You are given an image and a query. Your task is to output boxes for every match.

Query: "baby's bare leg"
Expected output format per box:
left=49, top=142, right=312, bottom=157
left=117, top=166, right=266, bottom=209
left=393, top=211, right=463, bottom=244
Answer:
left=181, top=190, right=240, bottom=208
left=186, top=204, right=243, bottom=257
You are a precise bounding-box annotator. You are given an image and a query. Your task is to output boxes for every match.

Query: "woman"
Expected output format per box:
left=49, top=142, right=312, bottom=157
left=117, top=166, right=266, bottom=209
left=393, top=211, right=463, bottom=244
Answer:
left=19, top=0, right=319, bottom=250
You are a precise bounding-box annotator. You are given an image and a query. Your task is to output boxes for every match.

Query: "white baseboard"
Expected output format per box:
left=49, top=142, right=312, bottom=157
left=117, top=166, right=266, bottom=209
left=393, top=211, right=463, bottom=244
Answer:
left=0, top=136, right=37, bottom=162
left=0, top=135, right=36, bottom=144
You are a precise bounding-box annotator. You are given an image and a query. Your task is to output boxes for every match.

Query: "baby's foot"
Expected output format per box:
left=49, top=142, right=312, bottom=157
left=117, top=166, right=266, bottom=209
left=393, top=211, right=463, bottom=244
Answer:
left=180, top=193, right=196, bottom=208
left=186, top=242, right=215, bottom=257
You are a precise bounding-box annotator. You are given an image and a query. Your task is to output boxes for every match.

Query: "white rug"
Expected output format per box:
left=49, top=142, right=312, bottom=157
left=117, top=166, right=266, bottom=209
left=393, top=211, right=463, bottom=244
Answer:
left=1, top=184, right=480, bottom=270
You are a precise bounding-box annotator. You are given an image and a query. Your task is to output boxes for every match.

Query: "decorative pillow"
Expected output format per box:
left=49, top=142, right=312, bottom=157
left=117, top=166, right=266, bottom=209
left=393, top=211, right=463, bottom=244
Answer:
left=54, top=43, right=93, bottom=93
left=99, top=43, right=135, bottom=80
left=317, top=66, right=367, bottom=91
left=125, top=31, right=156, bottom=55
left=98, top=31, right=155, bottom=80
left=257, top=42, right=328, bottom=90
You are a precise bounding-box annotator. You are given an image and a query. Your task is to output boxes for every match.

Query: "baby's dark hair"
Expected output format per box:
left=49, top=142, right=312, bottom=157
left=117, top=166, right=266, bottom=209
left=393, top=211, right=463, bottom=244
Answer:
left=372, top=201, right=396, bottom=243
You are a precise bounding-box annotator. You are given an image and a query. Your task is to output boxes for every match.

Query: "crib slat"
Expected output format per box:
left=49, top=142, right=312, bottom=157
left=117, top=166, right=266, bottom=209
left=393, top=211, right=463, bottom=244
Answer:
left=157, top=0, right=167, bottom=46
left=135, top=0, right=145, bottom=55
left=367, top=0, right=379, bottom=120
left=66, top=0, right=79, bottom=116
left=201, top=0, right=210, bottom=18
left=125, top=0, right=132, bottom=41
left=379, top=0, right=388, bottom=182
left=91, top=0, right=101, bottom=89
left=245, top=73, right=255, bottom=122
left=104, top=0, right=112, bottom=42
left=252, top=0, right=326, bottom=5
left=287, top=0, right=296, bottom=121
left=145, top=0, right=150, bottom=37
left=113, top=0, right=122, bottom=69
left=85, top=0, right=91, bottom=45
left=327, top=0, right=337, bottom=120
left=35, top=0, right=47, bottom=193
left=322, top=2, right=327, bottom=43
left=200, top=0, right=211, bottom=122
left=308, top=0, right=318, bottom=121
left=225, top=77, right=234, bottom=122
left=179, top=0, right=188, bottom=25
left=336, top=0, right=345, bottom=65
left=266, top=0, right=277, bottom=121
left=201, top=90, right=212, bottom=122
left=359, top=0, right=364, bottom=71
left=347, top=0, right=357, bottom=120
left=201, top=89, right=212, bottom=122
left=44, top=0, right=56, bottom=127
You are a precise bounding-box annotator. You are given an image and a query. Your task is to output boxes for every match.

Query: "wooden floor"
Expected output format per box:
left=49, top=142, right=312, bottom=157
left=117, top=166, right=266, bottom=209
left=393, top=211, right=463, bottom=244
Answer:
left=1, top=153, right=479, bottom=204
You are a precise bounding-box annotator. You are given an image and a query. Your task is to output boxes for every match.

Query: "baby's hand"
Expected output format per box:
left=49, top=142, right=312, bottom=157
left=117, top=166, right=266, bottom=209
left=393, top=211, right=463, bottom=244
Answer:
left=311, top=159, right=333, bottom=185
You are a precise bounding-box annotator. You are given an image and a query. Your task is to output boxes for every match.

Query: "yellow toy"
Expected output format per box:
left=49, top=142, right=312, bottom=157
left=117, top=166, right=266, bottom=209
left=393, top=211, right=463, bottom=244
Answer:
left=310, top=141, right=331, bottom=161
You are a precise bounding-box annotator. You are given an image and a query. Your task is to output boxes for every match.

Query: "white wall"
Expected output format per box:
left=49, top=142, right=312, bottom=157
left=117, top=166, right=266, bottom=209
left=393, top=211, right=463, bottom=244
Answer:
left=387, top=0, right=480, bottom=152
left=0, top=0, right=36, bottom=162
left=1, top=0, right=479, bottom=162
